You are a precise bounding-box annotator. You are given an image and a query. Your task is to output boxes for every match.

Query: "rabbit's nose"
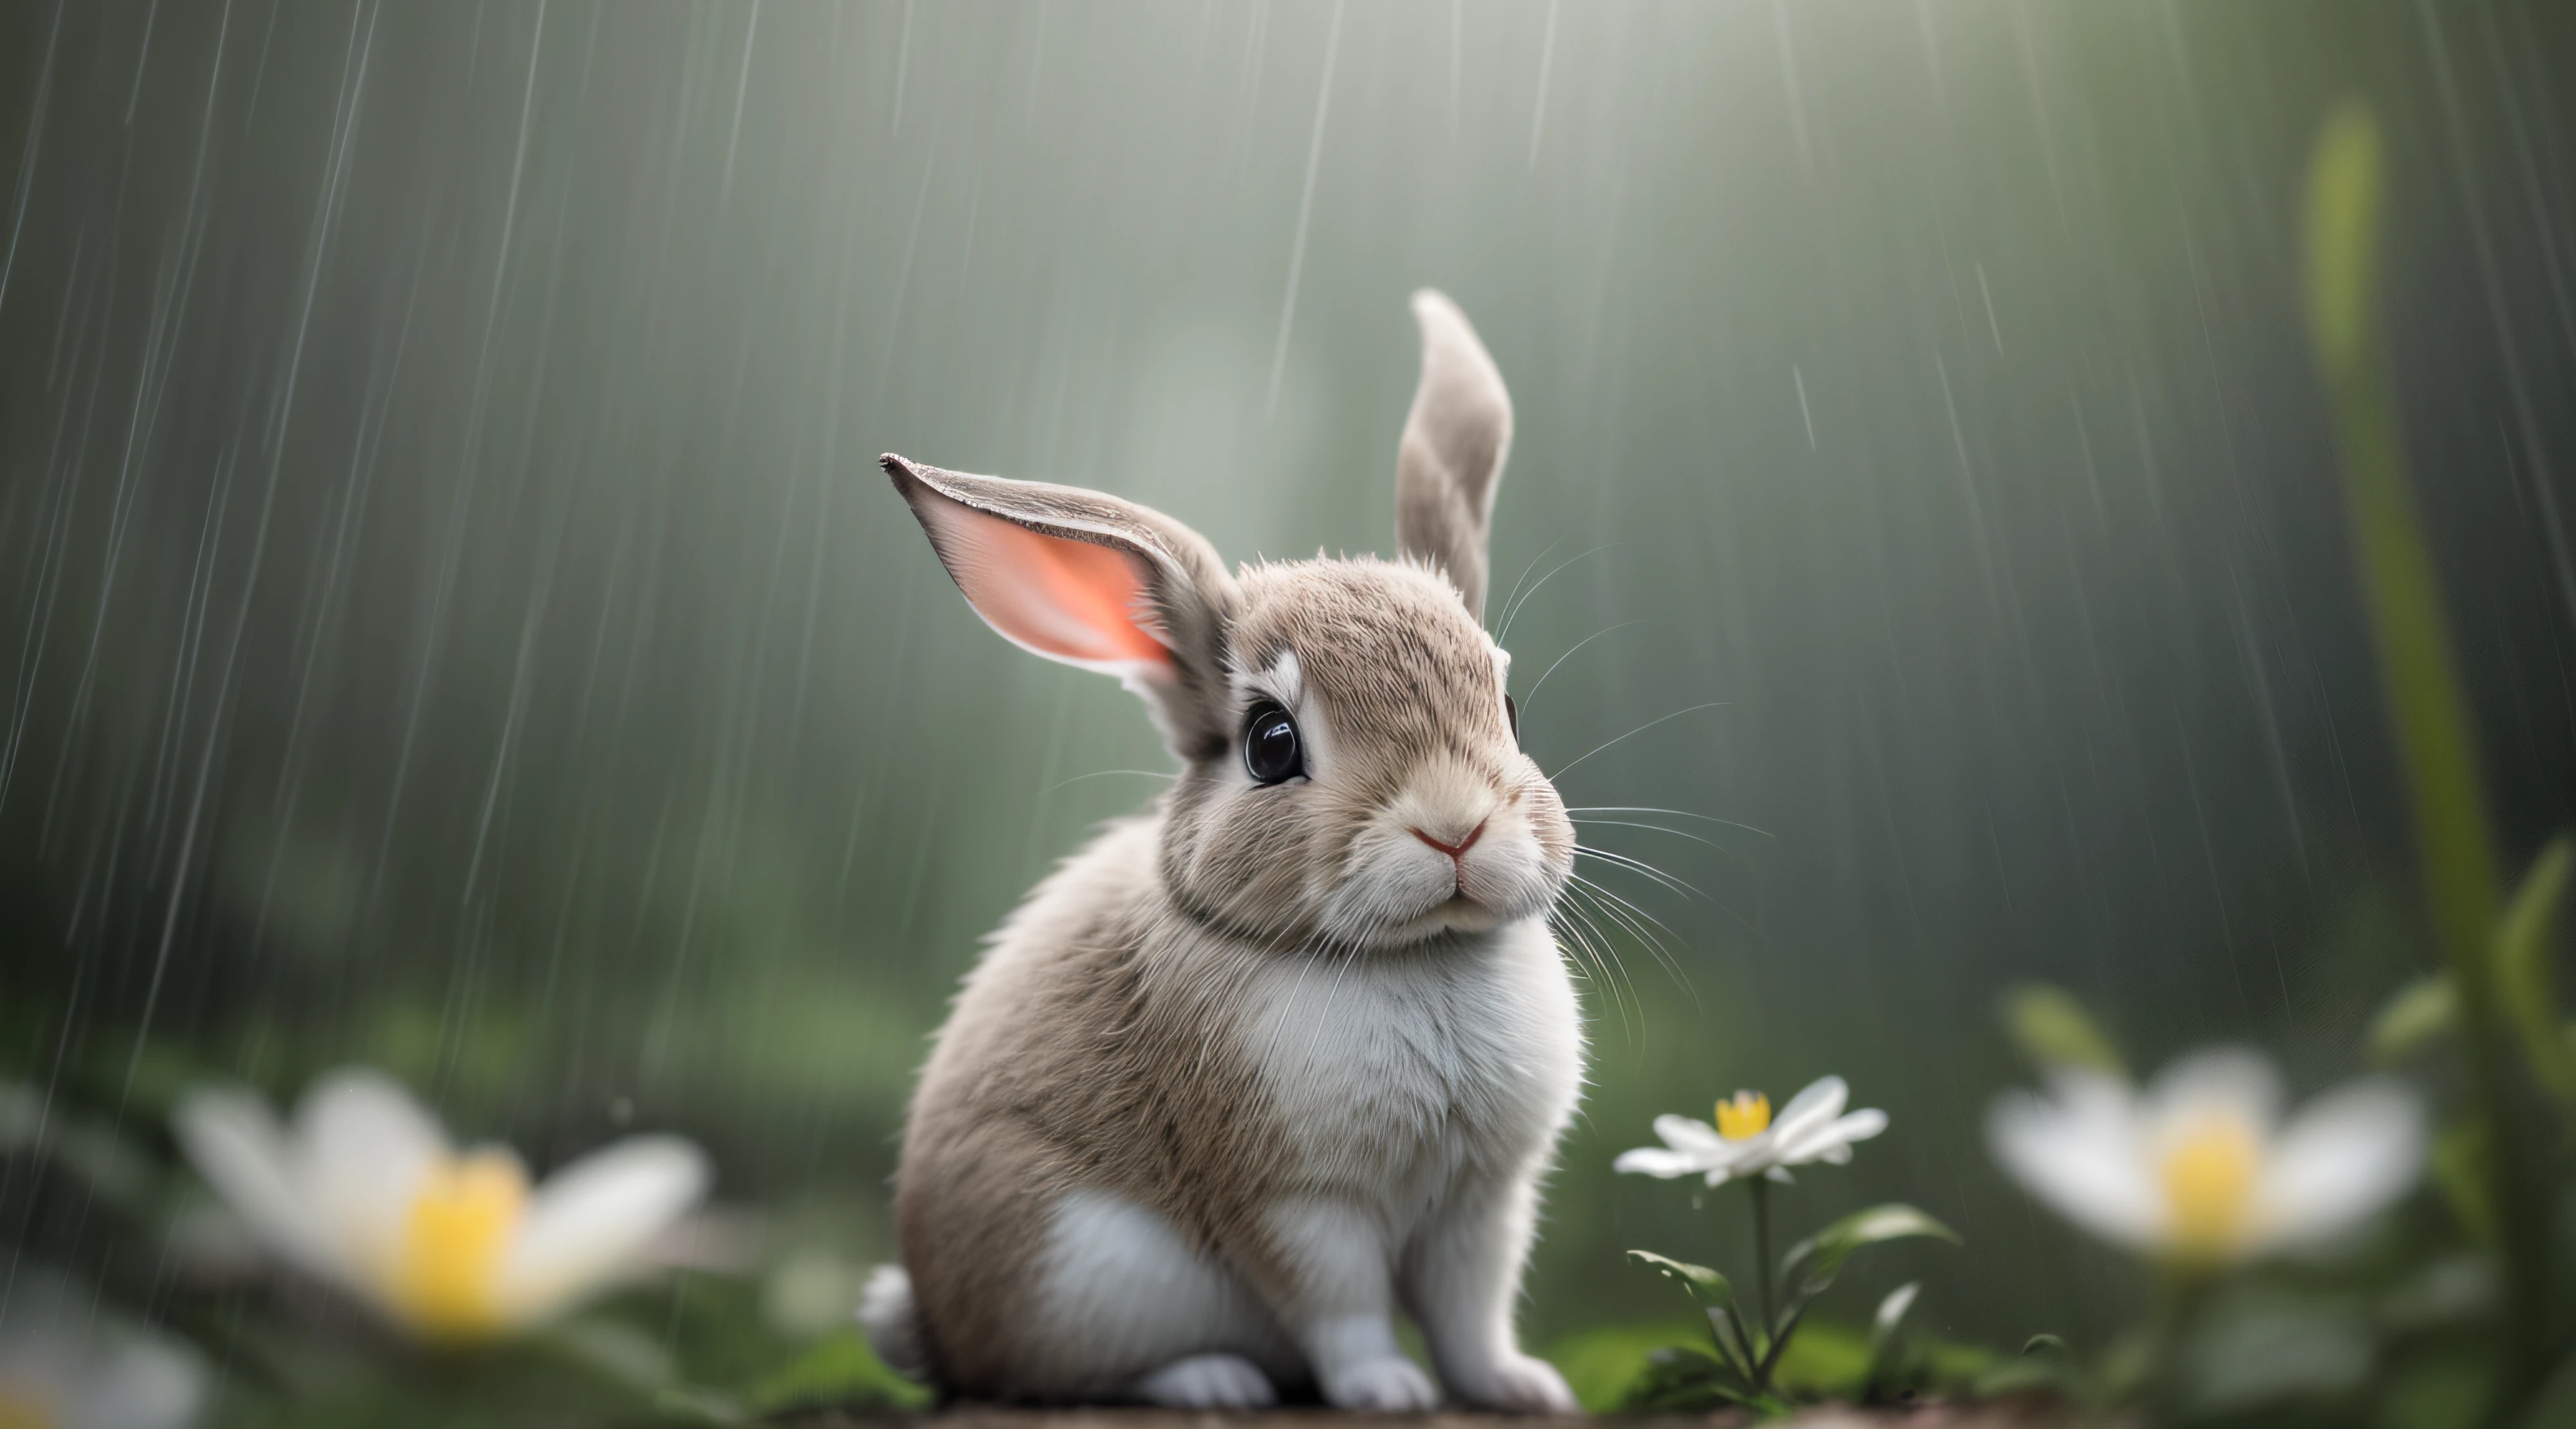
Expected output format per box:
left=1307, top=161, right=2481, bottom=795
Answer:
left=1410, top=819, right=1488, bottom=861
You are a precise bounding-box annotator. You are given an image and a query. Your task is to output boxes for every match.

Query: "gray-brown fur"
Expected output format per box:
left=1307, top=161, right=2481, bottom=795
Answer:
left=1395, top=291, right=1514, bottom=620
left=875, top=292, right=1579, bottom=1411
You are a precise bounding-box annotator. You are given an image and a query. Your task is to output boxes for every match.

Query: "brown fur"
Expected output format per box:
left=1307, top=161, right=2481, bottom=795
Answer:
left=893, top=555, right=1573, bottom=1397
left=881, top=292, right=1575, bottom=1406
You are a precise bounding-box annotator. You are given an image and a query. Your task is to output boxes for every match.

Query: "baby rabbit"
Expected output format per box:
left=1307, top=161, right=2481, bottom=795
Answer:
left=860, top=292, right=1583, bottom=1413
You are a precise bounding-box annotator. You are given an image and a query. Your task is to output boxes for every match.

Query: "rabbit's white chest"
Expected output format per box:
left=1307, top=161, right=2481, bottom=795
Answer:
left=1237, top=918, right=1582, bottom=1219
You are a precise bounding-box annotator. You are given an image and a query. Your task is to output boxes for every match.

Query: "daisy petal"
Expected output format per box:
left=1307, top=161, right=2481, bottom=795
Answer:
left=1769, top=1076, right=1850, bottom=1143
left=295, top=1068, right=448, bottom=1284
left=1988, top=1079, right=2160, bottom=1251
left=1614, top=1146, right=1704, bottom=1178
left=1650, top=1114, right=1733, bottom=1159
left=170, top=1087, right=338, bottom=1283
left=2252, top=1079, right=2424, bottom=1254
left=2146, top=1047, right=2284, bottom=1137
left=499, top=1135, right=709, bottom=1323
left=1777, top=1108, right=1888, bottom=1165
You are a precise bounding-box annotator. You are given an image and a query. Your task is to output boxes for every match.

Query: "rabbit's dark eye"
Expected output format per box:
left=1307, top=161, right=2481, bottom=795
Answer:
left=1504, top=694, right=1519, bottom=741
left=1243, top=701, right=1304, bottom=784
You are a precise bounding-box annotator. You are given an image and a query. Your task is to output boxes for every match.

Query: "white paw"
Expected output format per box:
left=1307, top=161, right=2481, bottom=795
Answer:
left=1458, top=1353, right=1580, bottom=1415
left=1323, top=1355, right=1441, bottom=1412
left=1133, top=1353, right=1279, bottom=1410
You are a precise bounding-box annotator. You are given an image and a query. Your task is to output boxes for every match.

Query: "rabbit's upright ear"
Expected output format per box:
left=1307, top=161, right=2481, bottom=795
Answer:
left=1394, top=290, right=1513, bottom=622
left=884, top=455, right=1240, bottom=757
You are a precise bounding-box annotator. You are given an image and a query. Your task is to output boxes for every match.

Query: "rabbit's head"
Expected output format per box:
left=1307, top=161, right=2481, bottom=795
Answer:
left=886, top=291, right=1570, bottom=952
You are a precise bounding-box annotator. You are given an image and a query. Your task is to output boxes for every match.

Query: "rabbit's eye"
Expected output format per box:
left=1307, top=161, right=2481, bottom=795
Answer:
left=1243, top=701, right=1305, bottom=784
left=1504, top=694, right=1519, bottom=741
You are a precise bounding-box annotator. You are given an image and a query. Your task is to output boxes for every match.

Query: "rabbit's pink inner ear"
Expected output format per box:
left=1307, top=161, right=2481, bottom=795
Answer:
left=930, top=504, right=1177, bottom=676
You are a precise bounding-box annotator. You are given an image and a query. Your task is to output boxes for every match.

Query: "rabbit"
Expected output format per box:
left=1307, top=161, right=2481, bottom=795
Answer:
left=859, top=291, right=1584, bottom=1414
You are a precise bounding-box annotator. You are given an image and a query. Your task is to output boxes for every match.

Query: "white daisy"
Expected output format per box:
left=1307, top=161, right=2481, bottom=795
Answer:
left=0, top=1277, right=204, bottom=1429
left=1988, top=1047, right=2424, bottom=1267
left=1613, top=1075, right=1890, bottom=1187
left=172, top=1068, right=710, bottom=1340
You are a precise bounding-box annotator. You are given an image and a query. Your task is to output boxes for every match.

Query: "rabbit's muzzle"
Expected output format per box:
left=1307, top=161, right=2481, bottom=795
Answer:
left=1321, top=764, right=1568, bottom=948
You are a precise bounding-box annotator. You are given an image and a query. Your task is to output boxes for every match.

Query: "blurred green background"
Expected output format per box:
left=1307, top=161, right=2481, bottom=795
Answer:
left=3, top=0, right=2574, bottom=1403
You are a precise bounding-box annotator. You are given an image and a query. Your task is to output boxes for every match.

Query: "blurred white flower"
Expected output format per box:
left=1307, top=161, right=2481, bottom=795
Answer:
left=0, top=1283, right=203, bottom=1429
left=172, top=1068, right=709, bottom=1341
left=1988, top=1048, right=2424, bottom=1267
left=1613, top=1075, right=1889, bottom=1187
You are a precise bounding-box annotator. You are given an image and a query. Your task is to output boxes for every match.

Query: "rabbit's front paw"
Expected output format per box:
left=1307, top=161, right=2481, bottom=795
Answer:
left=1323, top=1356, right=1441, bottom=1412
left=1458, top=1353, right=1579, bottom=1414
left=1133, top=1353, right=1278, bottom=1409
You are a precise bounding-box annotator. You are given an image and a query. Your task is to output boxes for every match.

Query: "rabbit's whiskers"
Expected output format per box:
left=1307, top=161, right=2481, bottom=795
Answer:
left=1488, top=538, right=1563, bottom=642
left=1563, top=871, right=1698, bottom=1008
left=1494, top=540, right=1636, bottom=646
left=1518, top=621, right=1644, bottom=713
left=1043, top=767, right=1178, bottom=795
left=1544, top=702, right=1730, bottom=783
left=1572, top=844, right=1708, bottom=904
left=1568, top=815, right=1726, bottom=852
left=1551, top=890, right=1635, bottom=997
left=1548, top=897, right=1639, bottom=1043
left=1563, top=805, right=1774, bottom=839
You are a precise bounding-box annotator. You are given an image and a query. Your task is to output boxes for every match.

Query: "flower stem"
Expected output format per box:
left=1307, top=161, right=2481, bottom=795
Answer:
left=2110, top=1266, right=2213, bottom=1408
left=1748, top=1176, right=1775, bottom=1388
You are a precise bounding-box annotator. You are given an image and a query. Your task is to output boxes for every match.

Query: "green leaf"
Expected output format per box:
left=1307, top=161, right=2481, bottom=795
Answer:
left=2429, top=1122, right=2496, bottom=1247
left=1870, top=1282, right=1921, bottom=1358
left=1543, top=1323, right=1709, bottom=1414
left=2369, top=975, right=2457, bottom=1064
left=743, top=1331, right=932, bottom=1414
left=1615, top=1346, right=1748, bottom=1414
left=1973, top=1355, right=2077, bottom=1401
left=1626, top=1249, right=1732, bottom=1304
left=2000, top=984, right=2125, bottom=1075
left=2302, top=96, right=2546, bottom=1357
left=1770, top=1317, right=1867, bottom=1399
left=1707, top=1305, right=1758, bottom=1382
left=2302, top=104, right=2383, bottom=380
left=650, top=1387, right=749, bottom=1426
left=2496, top=837, right=2575, bottom=1104
left=1781, top=1204, right=1961, bottom=1296
left=2022, top=1333, right=2069, bottom=1356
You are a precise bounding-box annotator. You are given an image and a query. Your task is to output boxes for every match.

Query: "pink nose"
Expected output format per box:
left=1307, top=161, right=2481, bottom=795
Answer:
left=1410, top=819, right=1488, bottom=861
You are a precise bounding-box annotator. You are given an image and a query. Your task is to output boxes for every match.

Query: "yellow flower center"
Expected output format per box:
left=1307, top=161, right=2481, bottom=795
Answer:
left=1715, top=1090, right=1772, bottom=1141
left=2159, top=1113, right=2262, bottom=1263
left=390, top=1149, right=528, bottom=1338
left=0, top=1384, right=56, bottom=1429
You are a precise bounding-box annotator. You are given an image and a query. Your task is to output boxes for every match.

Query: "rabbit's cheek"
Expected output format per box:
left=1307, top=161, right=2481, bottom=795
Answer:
left=1456, top=826, right=1562, bottom=923
left=1168, top=796, right=1328, bottom=934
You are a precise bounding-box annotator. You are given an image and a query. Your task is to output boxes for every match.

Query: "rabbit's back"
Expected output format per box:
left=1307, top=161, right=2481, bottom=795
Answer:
left=890, top=815, right=1271, bottom=1391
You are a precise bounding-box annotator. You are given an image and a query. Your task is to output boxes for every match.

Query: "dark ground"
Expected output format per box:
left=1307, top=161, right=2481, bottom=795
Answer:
left=794, top=1402, right=2078, bottom=1429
